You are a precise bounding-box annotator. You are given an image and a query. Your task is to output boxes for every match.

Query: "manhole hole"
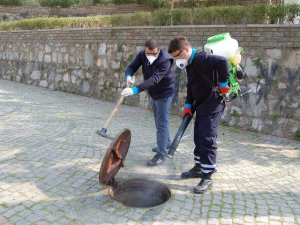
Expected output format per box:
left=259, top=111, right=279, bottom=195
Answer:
left=109, top=178, right=171, bottom=208
left=99, top=129, right=171, bottom=208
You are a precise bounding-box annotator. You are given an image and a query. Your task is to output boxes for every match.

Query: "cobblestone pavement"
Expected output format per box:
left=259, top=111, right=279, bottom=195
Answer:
left=0, top=80, right=299, bottom=225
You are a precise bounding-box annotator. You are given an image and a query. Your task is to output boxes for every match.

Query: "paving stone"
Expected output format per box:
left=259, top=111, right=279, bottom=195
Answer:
left=0, top=80, right=299, bottom=225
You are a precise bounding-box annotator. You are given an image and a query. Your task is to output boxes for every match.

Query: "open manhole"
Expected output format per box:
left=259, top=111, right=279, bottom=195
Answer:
left=99, top=129, right=171, bottom=207
left=109, top=178, right=171, bottom=207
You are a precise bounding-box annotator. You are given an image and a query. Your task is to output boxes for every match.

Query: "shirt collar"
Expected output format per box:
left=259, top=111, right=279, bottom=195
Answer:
left=189, top=48, right=197, bottom=64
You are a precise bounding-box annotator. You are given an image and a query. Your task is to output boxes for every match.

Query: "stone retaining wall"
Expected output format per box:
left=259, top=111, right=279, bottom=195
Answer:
left=0, top=25, right=299, bottom=139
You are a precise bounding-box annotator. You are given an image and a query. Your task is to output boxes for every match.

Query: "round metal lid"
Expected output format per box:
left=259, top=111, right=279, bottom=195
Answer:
left=99, top=129, right=131, bottom=185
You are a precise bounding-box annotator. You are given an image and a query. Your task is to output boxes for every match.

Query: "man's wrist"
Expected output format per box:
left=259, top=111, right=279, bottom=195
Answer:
left=132, top=86, right=139, bottom=95
left=219, top=81, right=228, bottom=87
left=184, top=103, right=192, bottom=108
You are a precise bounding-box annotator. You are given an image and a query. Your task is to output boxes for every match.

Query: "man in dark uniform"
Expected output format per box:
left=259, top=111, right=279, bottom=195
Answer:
left=121, top=38, right=174, bottom=167
left=168, top=37, right=230, bottom=194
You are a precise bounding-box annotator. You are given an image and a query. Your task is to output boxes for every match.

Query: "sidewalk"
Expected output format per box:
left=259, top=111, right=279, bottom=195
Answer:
left=0, top=80, right=299, bottom=225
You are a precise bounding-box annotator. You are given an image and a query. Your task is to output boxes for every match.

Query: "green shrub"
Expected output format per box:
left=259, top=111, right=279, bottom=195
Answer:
left=39, top=0, right=94, bottom=7
left=246, top=4, right=268, bottom=24
left=39, top=0, right=73, bottom=7
left=220, top=6, right=246, bottom=24
left=286, top=3, right=300, bottom=21
left=0, top=0, right=21, bottom=6
left=153, top=8, right=172, bottom=25
left=76, top=0, right=94, bottom=6
left=37, top=0, right=99, bottom=6
left=137, top=0, right=165, bottom=8
left=193, top=7, right=217, bottom=25
left=110, top=12, right=151, bottom=26
left=172, top=8, right=192, bottom=25
left=186, top=0, right=198, bottom=8
left=112, top=0, right=135, bottom=4
left=93, top=0, right=112, bottom=4
left=268, top=3, right=287, bottom=24
left=112, top=0, right=167, bottom=8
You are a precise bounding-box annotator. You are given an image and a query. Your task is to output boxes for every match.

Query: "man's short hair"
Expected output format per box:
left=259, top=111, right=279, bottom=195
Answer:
left=168, top=37, right=191, bottom=54
left=144, top=38, right=159, bottom=50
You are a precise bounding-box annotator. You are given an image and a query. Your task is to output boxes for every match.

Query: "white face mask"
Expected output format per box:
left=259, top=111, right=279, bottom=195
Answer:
left=176, top=59, right=188, bottom=69
left=146, top=55, right=158, bottom=65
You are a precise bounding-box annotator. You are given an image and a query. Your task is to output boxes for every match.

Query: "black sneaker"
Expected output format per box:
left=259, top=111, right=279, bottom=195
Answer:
left=181, top=164, right=202, bottom=179
left=146, top=154, right=165, bottom=167
left=193, top=178, right=213, bottom=194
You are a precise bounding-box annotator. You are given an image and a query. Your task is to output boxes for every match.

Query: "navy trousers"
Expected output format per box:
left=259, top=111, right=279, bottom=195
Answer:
left=193, top=110, right=223, bottom=174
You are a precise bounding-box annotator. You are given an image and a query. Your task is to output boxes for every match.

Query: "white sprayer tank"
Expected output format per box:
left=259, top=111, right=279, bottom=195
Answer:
left=204, top=33, right=238, bottom=59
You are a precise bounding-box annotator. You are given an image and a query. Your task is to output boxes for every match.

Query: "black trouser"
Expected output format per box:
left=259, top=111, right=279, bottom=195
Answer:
left=193, top=110, right=223, bottom=174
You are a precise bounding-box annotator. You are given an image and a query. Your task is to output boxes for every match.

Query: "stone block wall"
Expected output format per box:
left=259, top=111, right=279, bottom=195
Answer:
left=0, top=25, right=299, bottom=139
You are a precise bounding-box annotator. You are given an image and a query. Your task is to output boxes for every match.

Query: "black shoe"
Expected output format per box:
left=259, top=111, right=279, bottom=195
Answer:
left=181, top=164, right=202, bottom=179
left=146, top=154, right=165, bottom=167
left=193, top=178, right=213, bottom=194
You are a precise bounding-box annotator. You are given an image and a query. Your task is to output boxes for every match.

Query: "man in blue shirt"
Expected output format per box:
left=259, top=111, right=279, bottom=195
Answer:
left=168, top=37, right=230, bottom=194
left=121, top=38, right=175, bottom=166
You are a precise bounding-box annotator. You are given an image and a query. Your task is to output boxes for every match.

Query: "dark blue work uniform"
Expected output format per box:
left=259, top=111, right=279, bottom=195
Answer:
left=125, top=50, right=174, bottom=99
left=125, top=49, right=174, bottom=157
left=185, top=48, right=229, bottom=174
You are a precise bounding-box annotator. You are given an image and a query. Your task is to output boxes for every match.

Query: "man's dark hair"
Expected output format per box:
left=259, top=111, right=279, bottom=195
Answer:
left=145, top=38, right=159, bottom=50
left=168, top=36, right=190, bottom=54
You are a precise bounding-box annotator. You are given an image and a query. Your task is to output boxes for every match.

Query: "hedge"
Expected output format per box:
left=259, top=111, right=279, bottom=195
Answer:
left=0, top=4, right=299, bottom=30
left=0, top=0, right=21, bottom=6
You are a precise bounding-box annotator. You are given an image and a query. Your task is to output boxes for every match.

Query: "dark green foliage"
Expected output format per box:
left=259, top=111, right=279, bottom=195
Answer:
left=112, top=0, right=135, bottom=4
left=268, top=3, right=287, bottom=23
left=172, top=8, right=192, bottom=25
left=295, top=129, right=300, bottom=141
left=39, top=0, right=77, bottom=7
left=38, top=0, right=94, bottom=7
left=284, top=3, right=300, bottom=23
left=0, top=0, right=21, bottom=6
left=37, top=0, right=166, bottom=7
left=136, top=0, right=165, bottom=8
left=246, top=4, right=268, bottom=24
left=93, top=0, right=112, bottom=4
left=112, top=0, right=165, bottom=7
left=193, top=7, right=217, bottom=25
left=153, top=8, right=172, bottom=26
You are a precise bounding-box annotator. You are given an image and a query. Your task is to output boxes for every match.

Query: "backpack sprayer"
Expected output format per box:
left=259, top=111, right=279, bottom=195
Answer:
left=205, top=32, right=251, bottom=102
left=167, top=33, right=251, bottom=158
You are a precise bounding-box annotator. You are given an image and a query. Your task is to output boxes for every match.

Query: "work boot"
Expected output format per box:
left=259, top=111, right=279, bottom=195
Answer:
left=146, top=153, right=165, bottom=167
left=193, top=173, right=213, bottom=194
left=181, top=164, right=202, bottom=179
